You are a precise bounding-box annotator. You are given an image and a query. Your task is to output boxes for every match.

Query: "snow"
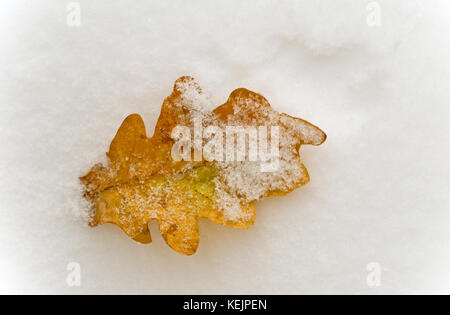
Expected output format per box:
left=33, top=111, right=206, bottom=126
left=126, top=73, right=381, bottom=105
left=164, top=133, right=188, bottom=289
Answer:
left=1, top=0, right=450, bottom=294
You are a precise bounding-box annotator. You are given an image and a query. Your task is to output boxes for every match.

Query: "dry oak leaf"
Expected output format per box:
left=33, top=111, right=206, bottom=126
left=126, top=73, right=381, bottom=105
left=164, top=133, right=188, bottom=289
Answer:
left=80, top=76, right=326, bottom=255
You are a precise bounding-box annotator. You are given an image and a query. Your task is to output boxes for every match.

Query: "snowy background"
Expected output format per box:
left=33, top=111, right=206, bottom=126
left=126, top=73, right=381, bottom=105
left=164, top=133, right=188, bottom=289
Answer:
left=1, top=0, right=449, bottom=294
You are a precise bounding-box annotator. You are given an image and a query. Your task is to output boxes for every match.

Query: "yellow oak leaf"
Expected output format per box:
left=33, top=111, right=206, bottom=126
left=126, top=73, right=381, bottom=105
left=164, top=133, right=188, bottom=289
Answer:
left=80, top=76, right=326, bottom=255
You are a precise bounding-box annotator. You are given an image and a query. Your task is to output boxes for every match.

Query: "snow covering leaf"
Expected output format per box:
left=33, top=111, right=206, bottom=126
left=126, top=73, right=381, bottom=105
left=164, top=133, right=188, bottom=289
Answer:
left=80, top=76, right=326, bottom=255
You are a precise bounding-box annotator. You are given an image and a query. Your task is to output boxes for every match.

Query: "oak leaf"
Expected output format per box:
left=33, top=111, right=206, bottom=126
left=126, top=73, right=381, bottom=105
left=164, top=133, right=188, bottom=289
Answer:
left=80, top=76, right=326, bottom=255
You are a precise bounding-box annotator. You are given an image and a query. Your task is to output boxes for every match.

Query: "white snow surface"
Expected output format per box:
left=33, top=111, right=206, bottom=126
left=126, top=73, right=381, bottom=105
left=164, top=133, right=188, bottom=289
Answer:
left=0, top=0, right=449, bottom=294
